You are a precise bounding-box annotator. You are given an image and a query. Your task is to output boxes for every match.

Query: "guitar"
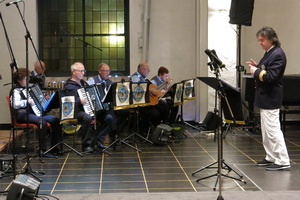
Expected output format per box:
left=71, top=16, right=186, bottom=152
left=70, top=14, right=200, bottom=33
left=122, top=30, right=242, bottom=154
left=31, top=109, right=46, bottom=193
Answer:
left=149, top=77, right=173, bottom=105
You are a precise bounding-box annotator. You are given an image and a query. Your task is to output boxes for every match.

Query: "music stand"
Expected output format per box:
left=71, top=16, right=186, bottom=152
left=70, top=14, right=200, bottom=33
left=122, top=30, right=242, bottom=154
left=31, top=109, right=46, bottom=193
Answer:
left=177, top=79, right=200, bottom=131
left=192, top=76, right=246, bottom=190
left=43, top=90, right=83, bottom=157
left=101, top=82, right=145, bottom=153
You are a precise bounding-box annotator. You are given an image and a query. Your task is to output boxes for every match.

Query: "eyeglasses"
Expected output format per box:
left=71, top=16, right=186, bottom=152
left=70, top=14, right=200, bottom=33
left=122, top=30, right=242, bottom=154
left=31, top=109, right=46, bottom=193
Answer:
left=75, top=70, right=86, bottom=73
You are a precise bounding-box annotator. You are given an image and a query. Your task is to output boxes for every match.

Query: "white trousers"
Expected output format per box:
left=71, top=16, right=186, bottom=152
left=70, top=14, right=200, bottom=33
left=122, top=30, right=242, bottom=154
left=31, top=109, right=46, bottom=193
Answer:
left=260, top=109, right=290, bottom=165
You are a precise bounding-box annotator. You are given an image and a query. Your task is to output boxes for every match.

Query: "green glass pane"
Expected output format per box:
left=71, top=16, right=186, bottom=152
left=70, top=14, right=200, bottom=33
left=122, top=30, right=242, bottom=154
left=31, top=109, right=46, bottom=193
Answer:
left=93, top=23, right=101, bottom=34
left=109, top=13, right=117, bottom=22
left=59, top=12, right=67, bottom=23
left=118, top=48, right=125, bottom=59
left=67, top=12, right=75, bottom=23
left=74, top=0, right=82, bottom=10
left=101, top=48, right=109, bottom=59
left=101, top=0, right=109, bottom=10
left=75, top=23, right=83, bottom=34
left=109, top=0, right=117, bottom=11
left=69, top=49, right=76, bottom=59
left=86, top=12, right=93, bottom=22
left=92, top=48, right=102, bottom=60
left=116, top=0, right=124, bottom=11
left=60, top=48, right=68, bottom=59
left=86, top=22, right=93, bottom=34
left=43, top=48, right=49, bottom=58
left=93, top=12, right=101, bottom=22
left=67, top=0, right=74, bottom=11
left=109, top=48, right=117, bottom=59
left=101, top=23, right=109, bottom=34
left=110, top=60, right=117, bottom=69
left=117, top=59, right=126, bottom=70
left=109, top=23, right=117, bottom=34
left=93, top=36, right=101, bottom=47
left=117, top=23, right=124, bottom=34
left=75, top=48, right=83, bottom=59
left=108, top=36, right=118, bottom=47
left=117, top=12, right=124, bottom=22
left=75, top=11, right=82, bottom=22
left=49, top=12, right=59, bottom=22
left=93, top=0, right=101, bottom=11
left=85, top=0, right=93, bottom=10
left=51, top=48, right=60, bottom=58
left=101, top=12, right=109, bottom=22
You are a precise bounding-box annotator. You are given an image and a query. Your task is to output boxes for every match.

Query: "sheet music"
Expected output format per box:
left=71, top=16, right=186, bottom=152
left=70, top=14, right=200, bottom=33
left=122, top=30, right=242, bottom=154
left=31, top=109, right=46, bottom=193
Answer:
left=132, top=82, right=148, bottom=105
left=61, top=96, right=76, bottom=120
left=115, top=82, right=130, bottom=107
left=183, top=79, right=195, bottom=101
left=173, top=83, right=184, bottom=105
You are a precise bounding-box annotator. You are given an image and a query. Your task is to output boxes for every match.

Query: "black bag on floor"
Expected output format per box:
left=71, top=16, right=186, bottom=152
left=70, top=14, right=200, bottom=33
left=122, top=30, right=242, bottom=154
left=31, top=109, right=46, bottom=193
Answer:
left=151, top=124, right=173, bottom=145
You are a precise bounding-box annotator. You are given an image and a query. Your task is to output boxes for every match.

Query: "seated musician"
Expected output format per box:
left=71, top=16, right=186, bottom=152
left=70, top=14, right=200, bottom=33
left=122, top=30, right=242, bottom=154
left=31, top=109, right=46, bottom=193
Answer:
left=64, top=62, right=112, bottom=151
left=87, top=63, right=125, bottom=142
left=151, top=66, right=178, bottom=125
left=10, top=68, right=61, bottom=155
left=131, top=62, right=167, bottom=133
left=31, top=60, right=46, bottom=88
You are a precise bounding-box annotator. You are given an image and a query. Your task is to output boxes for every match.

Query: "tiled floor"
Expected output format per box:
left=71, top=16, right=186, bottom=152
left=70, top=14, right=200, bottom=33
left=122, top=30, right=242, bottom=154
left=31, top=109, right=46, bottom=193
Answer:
left=1, top=123, right=300, bottom=195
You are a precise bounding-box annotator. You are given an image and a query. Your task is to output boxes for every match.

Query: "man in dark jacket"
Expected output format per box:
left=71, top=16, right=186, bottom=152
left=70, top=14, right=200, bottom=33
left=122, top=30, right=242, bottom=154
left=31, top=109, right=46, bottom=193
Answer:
left=247, top=26, right=290, bottom=171
left=64, top=62, right=112, bottom=152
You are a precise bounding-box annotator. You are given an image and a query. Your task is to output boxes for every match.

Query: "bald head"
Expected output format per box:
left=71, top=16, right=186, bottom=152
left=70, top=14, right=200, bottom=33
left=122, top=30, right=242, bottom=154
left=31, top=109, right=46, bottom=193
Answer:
left=137, top=62, right=150, bottom=77
left=34, top=60, right=46, bottom=75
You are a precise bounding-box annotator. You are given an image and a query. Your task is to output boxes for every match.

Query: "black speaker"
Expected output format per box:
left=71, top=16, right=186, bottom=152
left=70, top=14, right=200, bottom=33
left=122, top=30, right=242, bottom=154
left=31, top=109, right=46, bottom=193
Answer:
left=202, top=111, right=220, bottom=131
left=151, top=124, right=173, bottom=145
left=6, top=174, right=40, bottom=200
left=229, top=0, right=255, bottom=26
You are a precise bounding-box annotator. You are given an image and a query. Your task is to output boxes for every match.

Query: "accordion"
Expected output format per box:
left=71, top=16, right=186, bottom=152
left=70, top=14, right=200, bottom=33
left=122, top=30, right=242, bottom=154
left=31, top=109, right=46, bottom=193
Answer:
left=77, top=84, right=108, bottom=116
left=22, top=84, right=49, bottom=117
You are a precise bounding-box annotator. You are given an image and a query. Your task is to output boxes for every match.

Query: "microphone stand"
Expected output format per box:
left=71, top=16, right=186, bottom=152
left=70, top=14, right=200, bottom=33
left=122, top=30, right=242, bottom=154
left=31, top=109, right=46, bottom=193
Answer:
left=61, top=29, right=102, bottom=78
left=0, top=11, right=18, bottom=179
left=12, top=2, right=45, bottom=181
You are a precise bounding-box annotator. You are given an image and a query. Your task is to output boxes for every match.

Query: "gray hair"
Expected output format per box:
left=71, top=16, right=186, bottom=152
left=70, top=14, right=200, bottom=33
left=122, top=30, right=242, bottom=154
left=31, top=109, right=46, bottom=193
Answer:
left=70, top=62, right=83, bottom=72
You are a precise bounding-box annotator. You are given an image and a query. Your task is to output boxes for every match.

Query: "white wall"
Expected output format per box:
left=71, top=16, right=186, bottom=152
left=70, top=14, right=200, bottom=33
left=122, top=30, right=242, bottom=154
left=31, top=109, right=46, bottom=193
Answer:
left=0, top=0, right=38, bottom=123
left=243, top=0, right=300, bottom=75
left=1, top=0, right=300, bottom=124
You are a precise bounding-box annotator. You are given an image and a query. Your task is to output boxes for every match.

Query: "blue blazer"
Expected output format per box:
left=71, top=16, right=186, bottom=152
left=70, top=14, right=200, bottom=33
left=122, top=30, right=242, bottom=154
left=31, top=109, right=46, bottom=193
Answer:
left=253, top=46, right=286, bottom=109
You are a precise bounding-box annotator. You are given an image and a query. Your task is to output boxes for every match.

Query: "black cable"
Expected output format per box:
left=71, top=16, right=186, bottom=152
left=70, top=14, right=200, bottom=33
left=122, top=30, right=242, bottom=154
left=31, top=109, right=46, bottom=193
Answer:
left=37, top=194, right=60, bottom=200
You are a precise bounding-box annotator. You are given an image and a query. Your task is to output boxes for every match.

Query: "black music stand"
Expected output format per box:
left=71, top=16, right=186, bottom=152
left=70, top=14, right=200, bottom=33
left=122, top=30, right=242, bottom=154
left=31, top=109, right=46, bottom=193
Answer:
left=177, top=79, right=200, bottom=132
left=43, top=90, right=83, bottom=157
left=101, top=82, right=146, bottom=153
left=192, top=77, right=246, bottom=190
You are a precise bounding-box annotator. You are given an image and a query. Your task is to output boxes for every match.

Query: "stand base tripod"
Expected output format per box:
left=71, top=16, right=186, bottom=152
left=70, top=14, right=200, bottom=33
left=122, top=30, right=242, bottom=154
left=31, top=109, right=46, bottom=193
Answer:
left=192, top=159, right=246, bottom=190
left=43, top=141, right=83, bottom=157
left=102, top=135, right=142, bottom=153
left=21, top=153, right=45, bottom=182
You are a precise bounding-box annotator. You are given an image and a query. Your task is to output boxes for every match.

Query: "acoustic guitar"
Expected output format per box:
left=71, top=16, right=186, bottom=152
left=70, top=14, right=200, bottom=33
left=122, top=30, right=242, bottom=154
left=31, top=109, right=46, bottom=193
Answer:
left=149, top=77, right=172, bottom=105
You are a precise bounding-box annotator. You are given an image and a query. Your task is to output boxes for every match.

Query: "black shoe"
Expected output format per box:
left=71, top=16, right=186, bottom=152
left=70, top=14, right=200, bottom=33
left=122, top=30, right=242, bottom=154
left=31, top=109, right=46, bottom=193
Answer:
left=97, top=141, right=108, bottom=149
left=85, top=140, right=92, bottom=145
left=266, top=163, right=291, bottom=171
left=256, top=159, right=273, bottom=166
left=82, top=146, right=93, bottom=152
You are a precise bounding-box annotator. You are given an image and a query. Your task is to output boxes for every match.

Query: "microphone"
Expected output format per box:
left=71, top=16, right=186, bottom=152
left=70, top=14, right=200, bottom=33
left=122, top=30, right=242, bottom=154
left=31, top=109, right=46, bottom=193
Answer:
left=6, top=0, right=24, bottom=6
left=205, top=49, right=226, bottom=68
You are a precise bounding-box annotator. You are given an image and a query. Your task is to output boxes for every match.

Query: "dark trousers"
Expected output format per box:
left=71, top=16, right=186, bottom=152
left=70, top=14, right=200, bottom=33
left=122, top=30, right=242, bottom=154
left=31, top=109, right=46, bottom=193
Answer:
left=76, top=110, right=92, bottom=145
left=16, top=109, right=61, bottom=150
